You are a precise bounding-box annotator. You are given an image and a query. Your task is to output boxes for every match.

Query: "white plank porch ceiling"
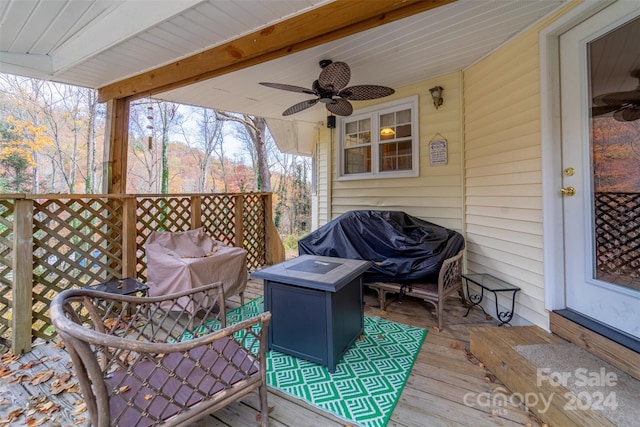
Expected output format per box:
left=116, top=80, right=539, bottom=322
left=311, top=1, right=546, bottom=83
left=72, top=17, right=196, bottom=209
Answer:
left=1, top=0, right=567, bottom=125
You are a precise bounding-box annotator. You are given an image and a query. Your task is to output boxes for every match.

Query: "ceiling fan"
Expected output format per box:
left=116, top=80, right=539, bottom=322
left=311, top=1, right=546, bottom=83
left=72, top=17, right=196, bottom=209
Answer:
left=260, top=60, right=395, bottom=117
left=592, top=69, right=640, bottom=122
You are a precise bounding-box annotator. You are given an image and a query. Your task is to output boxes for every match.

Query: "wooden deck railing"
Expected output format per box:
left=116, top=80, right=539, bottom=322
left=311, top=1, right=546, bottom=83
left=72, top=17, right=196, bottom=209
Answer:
left=0, top=192, right=284, bottom=354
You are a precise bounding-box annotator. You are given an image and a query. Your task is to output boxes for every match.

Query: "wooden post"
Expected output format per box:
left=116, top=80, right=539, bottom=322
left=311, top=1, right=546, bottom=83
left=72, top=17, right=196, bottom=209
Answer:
left=103, top=98, right=131, bottom=194
left=264, top=193, right=285, bottom=265
left=190, top=196, right=202, bottom=229
left=12, top=199, right=33, bottom=354
left=121, top=196, right=138, bottom=278
left=234, top=195, right=244, bottom=248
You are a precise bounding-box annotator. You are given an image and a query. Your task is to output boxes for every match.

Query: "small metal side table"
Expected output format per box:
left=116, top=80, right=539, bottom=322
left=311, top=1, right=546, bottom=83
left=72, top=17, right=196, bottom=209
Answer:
left=85, top=277, right=148, bottom=296
left=462, top=273, right=520, bottom=325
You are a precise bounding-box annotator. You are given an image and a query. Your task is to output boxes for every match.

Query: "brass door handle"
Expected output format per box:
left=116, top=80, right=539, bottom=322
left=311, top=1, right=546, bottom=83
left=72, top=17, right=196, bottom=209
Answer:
left=560, top=187, right=576, bottom=196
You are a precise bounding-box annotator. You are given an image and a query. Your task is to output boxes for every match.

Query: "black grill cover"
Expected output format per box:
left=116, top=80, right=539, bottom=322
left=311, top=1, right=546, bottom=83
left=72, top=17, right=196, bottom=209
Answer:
left=298, top=210, right=464, bottom=282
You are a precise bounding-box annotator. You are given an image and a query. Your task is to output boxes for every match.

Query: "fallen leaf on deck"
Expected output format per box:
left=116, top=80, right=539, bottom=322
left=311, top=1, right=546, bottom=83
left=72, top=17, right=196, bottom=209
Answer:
left=379, top=310, right=388, bottom=318
left=255, top=406, right=275, bottom=421
left=433, top=326, right=441, bottom=333
left=104, top=318, right=118, bottom=329
left=0, top=408, right=24, bottom=424
left=51, top=378, right=77, bottom=395
left=58, top=372, right=73, bottom=382
left=51, top=375, right=77, bottom=395
left=450, top=341, right=460, bottom=349
left=20, top=359, right=43, bottom=370
left=118, top=385, right=130, bottom=394
left=0, top=353, right=20, bottom=364
left=484, top=373, right=496, bottom=383
left=30, top=369, right=55, bottom=385
left=53, top=341, right=65, bottom=348
left=26, top=416, right=49, bottom=426
left=464, top=349, right=480, bottom=365
left=9, top=373, right=29, bottom=384
left=73, top=417, right=85, bottom=425
left=0, top=365, right=12, bottom=378
left=144, top=394, right=152, bottom=400
left=36, top=400, right=60, bottom=415
left=72, top=401, right=87, bottom=415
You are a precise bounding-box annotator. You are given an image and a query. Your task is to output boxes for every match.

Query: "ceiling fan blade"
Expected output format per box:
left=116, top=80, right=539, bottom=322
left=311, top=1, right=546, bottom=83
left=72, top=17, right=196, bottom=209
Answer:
left=326, top=99, right=353, bottom=116
left=318, top=61, right=351, bottom=92
left=260, top=82, right=316, bottom=95
left=591, top=105, right=620, bottom=116
left=594, top=90, right=640, bottom=105
left=339, top=85, right=395, bottom=100
left=613, top=107, right=640, bottom=122
left=282, top=99, right=319, bottom=116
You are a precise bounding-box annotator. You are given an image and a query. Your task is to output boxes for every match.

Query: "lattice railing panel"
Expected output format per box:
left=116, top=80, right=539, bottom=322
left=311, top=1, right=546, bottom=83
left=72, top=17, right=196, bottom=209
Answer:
left=243, top=194, right=266, bottom=270
left=594, top=192, right=640, bottom=280
left=201, top=194, right=236, bottom=246
left=0, top=200, right=14, bottom=345
left=136, top=196, right=193, bottom=278
left=1, top=192, right=272, bottom=348
left=32, top=198, right=124, bottom=340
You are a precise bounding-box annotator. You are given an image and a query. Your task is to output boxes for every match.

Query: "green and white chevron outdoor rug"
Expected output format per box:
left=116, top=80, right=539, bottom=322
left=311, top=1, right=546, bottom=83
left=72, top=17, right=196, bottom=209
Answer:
left=226, top=297, right=427, bottom=427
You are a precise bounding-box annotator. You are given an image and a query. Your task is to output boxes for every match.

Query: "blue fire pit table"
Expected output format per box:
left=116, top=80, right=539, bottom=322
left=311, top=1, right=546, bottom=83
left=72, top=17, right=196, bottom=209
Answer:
left=252, top=255, right=371, bottom=373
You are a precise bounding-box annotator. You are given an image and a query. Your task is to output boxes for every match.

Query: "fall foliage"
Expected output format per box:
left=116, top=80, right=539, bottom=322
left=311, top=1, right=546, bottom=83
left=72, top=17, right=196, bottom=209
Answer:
left=0, top=73, right=312, bottom=237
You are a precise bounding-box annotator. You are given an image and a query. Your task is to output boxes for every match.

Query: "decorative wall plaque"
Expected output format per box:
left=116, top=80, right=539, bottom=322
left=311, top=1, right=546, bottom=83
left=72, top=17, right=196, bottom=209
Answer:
left=429, top=135, right=448, bottom=166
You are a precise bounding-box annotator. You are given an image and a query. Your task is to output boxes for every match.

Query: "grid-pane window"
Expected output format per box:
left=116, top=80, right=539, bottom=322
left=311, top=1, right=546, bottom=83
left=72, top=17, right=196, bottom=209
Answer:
left=345, top=146, right=372, bottom=174
left=378, top=108, right=412, bottom=172
left=339, top=96, right=418, bottom=179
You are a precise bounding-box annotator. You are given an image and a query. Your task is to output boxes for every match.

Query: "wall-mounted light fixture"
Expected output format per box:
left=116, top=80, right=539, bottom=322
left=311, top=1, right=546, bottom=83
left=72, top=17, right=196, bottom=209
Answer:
left=429, top=85, right=444, bottom=109
left=380, top=127, right=395, bottom=136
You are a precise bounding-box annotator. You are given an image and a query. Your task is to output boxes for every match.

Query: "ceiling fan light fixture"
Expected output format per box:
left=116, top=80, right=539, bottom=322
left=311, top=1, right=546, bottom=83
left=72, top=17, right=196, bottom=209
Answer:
left=380, top=127, right=395, bottom=136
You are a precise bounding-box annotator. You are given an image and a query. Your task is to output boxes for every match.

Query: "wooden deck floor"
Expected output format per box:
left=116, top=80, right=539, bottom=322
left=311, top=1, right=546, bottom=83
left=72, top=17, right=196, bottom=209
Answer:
left=0, top=279, right=542, bottom=427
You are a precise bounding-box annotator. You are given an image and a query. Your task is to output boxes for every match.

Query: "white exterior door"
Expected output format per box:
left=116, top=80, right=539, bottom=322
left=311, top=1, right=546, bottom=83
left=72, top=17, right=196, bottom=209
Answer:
left=560, top=1, right=640, bottom=339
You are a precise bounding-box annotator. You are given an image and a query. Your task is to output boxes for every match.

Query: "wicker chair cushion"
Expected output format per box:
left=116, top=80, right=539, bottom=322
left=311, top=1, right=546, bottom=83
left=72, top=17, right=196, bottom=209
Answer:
left=106, top=336, right=258, bottom=426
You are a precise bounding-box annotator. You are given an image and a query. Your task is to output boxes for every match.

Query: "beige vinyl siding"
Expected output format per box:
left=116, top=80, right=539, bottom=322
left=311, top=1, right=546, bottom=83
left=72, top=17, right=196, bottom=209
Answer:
left=462, top=4, right=576, bottom=328
left=312, top=126, right=332, bottom=230
left=328, top=71, right=464, bottom=232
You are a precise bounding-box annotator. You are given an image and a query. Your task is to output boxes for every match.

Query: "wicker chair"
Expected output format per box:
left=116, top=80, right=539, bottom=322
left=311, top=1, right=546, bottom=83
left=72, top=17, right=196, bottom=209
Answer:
left=367, top=250, right=464, bottom=330
left=50, top=282, right=271, bottom=427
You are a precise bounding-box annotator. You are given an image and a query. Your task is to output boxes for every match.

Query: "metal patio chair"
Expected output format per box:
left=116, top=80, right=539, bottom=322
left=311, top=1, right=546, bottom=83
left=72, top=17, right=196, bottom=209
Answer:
left=50, top=282, right=271, bottom=427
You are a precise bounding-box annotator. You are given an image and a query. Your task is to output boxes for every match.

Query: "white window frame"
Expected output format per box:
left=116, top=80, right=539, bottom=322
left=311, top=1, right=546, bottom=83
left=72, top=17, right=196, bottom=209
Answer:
left=337, top=95, right=419, bottom=180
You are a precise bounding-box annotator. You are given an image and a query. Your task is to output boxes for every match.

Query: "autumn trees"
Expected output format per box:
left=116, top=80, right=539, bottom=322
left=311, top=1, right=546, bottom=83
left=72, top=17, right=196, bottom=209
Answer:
left=0, top=74, right=311, bottom=237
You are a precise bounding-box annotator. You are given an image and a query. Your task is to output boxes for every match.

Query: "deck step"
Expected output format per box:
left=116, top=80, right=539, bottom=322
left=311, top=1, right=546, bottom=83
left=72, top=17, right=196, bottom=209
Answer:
left=470, top=326, right=615, bottom=427
left=550, top=310, right=640, bottom=381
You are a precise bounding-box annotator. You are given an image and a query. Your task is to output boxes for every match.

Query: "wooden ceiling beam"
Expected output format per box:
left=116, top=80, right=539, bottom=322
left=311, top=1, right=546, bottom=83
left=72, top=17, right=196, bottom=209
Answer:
left=98, top=0, right=456, bottom=103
